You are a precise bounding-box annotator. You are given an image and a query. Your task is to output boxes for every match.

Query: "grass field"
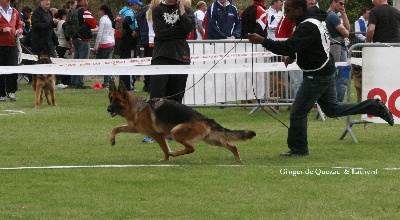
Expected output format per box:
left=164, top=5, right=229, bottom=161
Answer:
left=1, top=79, right=399, bottom=219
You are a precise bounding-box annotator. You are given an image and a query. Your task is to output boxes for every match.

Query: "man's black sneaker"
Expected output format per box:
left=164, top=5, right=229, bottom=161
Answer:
left=377, top=100, right=394, bottom=126
left=280, top=150, right=309, bottom=157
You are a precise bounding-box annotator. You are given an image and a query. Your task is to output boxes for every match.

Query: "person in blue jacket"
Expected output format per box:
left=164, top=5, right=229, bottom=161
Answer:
left=206, top=0, right=241, bottom=39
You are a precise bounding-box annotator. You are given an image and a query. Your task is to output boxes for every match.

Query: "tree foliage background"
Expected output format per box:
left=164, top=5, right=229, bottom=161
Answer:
left=16, top=0, right=379, bottom=30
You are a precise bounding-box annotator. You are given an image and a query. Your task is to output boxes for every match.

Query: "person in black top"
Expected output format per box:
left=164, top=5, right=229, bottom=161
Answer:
left=241, top=0, right=268, bottom=38
left=366, top=0, right=400, bottom=43
left=31, top=0, right=58, bottom=57
left=150, top=0, right=195, bottom=103
left=248, top=0, right=394, bottom=156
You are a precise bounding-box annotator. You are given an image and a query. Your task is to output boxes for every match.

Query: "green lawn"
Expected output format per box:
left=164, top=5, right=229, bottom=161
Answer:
left=0, top=80, right=399, bottom=219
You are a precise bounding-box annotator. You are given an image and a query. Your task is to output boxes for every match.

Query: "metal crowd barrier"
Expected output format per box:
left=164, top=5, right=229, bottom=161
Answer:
left=183, top=39, right=297, bottom=112
left=340, top=43, right=400, bottom=143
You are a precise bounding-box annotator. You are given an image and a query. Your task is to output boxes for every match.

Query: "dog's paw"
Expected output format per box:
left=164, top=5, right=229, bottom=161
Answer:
left=159, top=155, right=170, bottom=162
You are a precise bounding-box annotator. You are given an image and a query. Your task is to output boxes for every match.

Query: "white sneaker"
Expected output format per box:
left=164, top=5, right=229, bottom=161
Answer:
left=7, top=93, right=16, bottom=101
left=55, top=84, right=68, bottom=89
left=0, top=96, right=6, bottom=102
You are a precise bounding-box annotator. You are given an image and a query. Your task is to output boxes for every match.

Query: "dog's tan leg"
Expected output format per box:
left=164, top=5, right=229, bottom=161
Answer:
left=241, top=100, right=247, bottom=110
left=44, top=90, right=52, bottom=105
left=168, top=144, right=195, bottom=157
left=110, top=125, right=137, bottom=146
left=152, top=135, right=172, bottom=161
left=50, top=87, right=57, bottom=106
left=224, top=144, right=242, bottom=163
left=34, top=85, right=42, bottom=108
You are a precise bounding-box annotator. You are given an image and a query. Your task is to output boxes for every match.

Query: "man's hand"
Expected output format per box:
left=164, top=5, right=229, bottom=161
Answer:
left=15, top=28, right=23, bottom=36
left=3, top=27, right=11, bottom=33
left=131, top=31, right=138, bottom=38
left=178, top=0, right=185, bottom=15
left=283, top=56, right=295, bottom=68
left=247, top=33, right=264, bottom=44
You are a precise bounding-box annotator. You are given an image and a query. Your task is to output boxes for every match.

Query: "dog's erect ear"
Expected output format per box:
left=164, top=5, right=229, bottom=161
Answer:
left=109, top=80, right=116, bottom=92
left=118, top=80, right=127, bottom=94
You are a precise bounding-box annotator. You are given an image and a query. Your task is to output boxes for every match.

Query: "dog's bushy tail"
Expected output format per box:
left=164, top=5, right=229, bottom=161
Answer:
left=206, top=119, right=256, bottom=143
left=222, top=129, right=256, bottom=142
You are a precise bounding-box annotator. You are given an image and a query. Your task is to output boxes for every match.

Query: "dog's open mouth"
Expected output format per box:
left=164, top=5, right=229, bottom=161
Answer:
left=110, top=112, right=118, bottom=117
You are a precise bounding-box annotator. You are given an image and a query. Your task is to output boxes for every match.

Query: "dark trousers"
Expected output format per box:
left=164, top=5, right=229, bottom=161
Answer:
left=119, top=47, right=135, bottom=91
left=150, top=57, right=188, bottom=103
left=288, top=72, right=384, bottom=153
left=0, top=46, right=19, bottom=96
left=56, top=46, right=71, bottom=85
left=143, top=45, right=153, bottom=90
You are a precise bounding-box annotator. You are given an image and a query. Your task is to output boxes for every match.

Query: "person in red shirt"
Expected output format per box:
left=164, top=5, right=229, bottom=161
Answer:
left=241, top=0, right=267, bottom=38
left=276, top=0, right=317, bottom=38
left=70, top=0, right=96, bottom=89
left=0, top=0, right=23, bottom=101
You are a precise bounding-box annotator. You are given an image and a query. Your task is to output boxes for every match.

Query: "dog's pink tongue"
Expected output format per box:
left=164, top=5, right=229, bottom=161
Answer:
left=43, top=74, right=48, bottom=77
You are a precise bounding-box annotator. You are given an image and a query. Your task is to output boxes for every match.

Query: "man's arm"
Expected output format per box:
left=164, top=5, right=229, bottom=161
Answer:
left=197, top=20, right=205, bottom=39
left=83, top=9, right=97, bottom=29
left=335, top=24, right=349, bottom=38
left=366, top=23, right=375, bottom=43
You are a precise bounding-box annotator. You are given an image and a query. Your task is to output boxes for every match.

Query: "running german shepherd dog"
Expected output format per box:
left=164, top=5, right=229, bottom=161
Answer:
left=31, top=55, right=57, bottom=109
left=107, top=80, right=256, bottom=162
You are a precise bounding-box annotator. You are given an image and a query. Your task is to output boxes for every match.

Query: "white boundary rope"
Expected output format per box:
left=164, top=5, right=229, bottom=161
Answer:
left=0, top=164, right=398, bottom=171
left=0, top=51, right=359, bottom=75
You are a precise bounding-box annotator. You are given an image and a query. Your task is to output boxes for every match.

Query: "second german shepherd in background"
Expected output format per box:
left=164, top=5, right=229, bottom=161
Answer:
left=107, top=80, right=256, bottom=162
left=32, top=55, right=57, bottom=109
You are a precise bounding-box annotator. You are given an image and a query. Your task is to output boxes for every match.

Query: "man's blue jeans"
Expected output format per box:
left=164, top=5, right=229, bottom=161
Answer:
left=288, top=72, right=383, bottom=153
left=72, top=39, right=90, bottom=87
left=96, top=46, right=114, bottom=84
left=331, top=44, right=348, bottom=102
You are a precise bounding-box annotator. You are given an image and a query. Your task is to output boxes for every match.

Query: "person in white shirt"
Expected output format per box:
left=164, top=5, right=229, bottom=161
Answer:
left=194, top=1, right=206, bottom=40
left=94, top=4, right=115, bottom=87
left=354, top=8, right=369, bottom=43
left=266, top=0, right=283, bottom=39
left=55, top=9, right=72, bottom=88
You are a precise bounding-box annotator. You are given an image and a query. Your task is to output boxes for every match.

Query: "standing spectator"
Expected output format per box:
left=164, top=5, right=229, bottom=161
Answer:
left=151, top=0, right=195, bottom=101
left=20, top=6, right=32, bottom=37
left=184, top=0, right=195, bottom=40
left=146, top=0, right=162, bottom=51
left=194, top=1, right=207, bottom=40
left=0, top=0, right=23, bottom=101
left=247, top=0, right=394, bottom=156
left=55, top=8, right=72, bottom=87
left=118, top=0, right=141, bottom=91
left=50, top=7, right=57, bottom=18
left=31, top=2, right=58, bottom=56
left=141, top=0, right=162, bottom=143
left=326, top=0, right=350, bottom=103
left=70, top=0, right=96, bottom=89
left=10, top=0, right=17, bottom=9
left=19, top=6, right=34, bottom=84
left=240, top=0, right=267, bottom=38
left=275, top=0, right=317, bottom=38
left=31, top=0, right=68, bottom=89
left=366, top=0, right=400, bottom=43
left=266, top=0, right=283, bottom=39
left=137, top=0, right=151, bottom=92
left=354, top=8, right=369, bottom=43
left=64, top=0, right=76, bottom=11
left=94, top=4, right=115, bottom=88
left=206, top=0, right=241, bottom=39
left=31, top=0, right=58, bottom=57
